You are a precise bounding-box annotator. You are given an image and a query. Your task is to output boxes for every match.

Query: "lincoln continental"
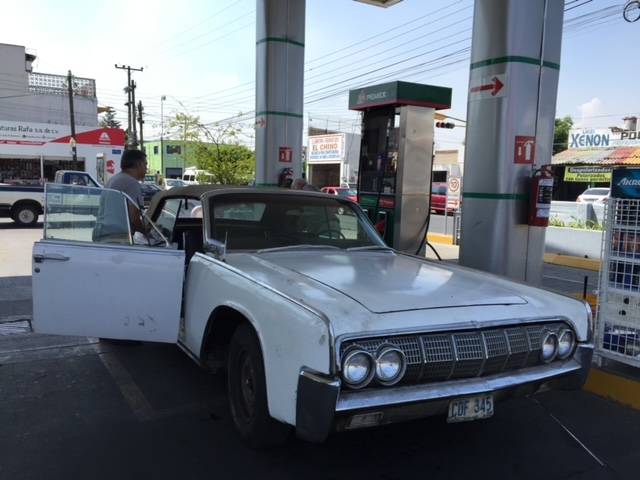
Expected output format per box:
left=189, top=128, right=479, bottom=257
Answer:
left=32, top=184, right=593, bottom=447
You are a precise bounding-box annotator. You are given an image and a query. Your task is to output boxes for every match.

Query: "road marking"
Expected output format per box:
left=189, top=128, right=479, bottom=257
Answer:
left=530, top=398, right=606, bottom=468
left=92, top=343, right=155, bottom=422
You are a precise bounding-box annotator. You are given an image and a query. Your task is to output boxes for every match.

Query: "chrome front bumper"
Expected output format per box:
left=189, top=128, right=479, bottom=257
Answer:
left=296, top=343, right=593, bottom=443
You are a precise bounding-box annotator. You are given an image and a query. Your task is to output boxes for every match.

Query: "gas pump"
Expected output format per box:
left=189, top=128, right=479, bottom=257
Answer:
left=348, top=81, right=452, bottom=254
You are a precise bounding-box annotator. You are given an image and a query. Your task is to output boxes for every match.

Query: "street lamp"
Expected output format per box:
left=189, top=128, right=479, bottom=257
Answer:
left=160, top=95, right=166, bottom=176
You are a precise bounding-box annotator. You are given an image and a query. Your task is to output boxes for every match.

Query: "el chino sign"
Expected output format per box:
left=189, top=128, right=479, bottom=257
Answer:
left=308, top=134, right=345, bottom=162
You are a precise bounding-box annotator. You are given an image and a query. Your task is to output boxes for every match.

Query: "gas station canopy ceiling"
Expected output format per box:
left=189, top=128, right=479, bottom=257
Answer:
left=353, top=0, right=403, bottom=7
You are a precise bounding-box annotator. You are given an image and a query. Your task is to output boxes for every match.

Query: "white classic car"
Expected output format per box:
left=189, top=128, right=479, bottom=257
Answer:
left=33, top=184, right=593, bottom=447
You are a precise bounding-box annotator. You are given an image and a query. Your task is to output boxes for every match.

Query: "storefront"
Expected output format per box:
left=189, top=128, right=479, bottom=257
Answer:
left=0, top=121, right=125, bottom=185
left=552, top=127, right=640, bottom=200
left=306, top=132, right=360, bottom=188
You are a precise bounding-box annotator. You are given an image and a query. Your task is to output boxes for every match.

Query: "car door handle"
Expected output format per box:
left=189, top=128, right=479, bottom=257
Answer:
left=33, top=253, right=70, bottom=263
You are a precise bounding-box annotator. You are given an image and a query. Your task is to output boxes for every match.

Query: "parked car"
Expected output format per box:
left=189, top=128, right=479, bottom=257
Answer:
left=139, top=182, right=163, bottom=207
left=32, top=185, right=593, bottom=447
left=165, top=178, right=188, bottom=190
left=576, top=187, right=610, bottom=205
left=0, top=170, right=100, bottom=226
left=321, top=186, right=358, bottom=202
left=431, top=182, right=459, bottom=213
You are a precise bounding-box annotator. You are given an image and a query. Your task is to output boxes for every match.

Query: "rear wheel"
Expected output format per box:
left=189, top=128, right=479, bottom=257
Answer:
left=227, top=323, right=290, bottom=448
left=12, top=204, right=39, bottom=226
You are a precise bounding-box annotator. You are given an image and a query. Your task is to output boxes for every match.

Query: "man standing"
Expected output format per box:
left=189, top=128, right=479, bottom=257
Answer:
left=94, top=149, right=148, bottom=242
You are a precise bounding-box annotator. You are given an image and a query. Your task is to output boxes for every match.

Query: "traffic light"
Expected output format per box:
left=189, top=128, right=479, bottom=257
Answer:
left=436, top=121, right=455, bottom=129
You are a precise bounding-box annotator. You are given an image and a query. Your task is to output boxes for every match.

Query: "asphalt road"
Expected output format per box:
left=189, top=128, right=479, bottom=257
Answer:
left=1, top=330, right=638, bottom=480
left=0, top=220, right=637, bottom=479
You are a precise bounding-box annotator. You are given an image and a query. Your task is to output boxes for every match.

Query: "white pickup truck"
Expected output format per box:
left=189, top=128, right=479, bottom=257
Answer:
left=0, top=170, right=100, bottom=226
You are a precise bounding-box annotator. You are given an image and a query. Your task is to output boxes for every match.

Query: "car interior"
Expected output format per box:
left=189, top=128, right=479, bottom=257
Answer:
left=150, top=193, right=377, bottom=264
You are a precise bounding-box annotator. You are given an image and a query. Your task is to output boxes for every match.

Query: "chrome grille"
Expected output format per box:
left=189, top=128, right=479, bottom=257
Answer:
left=340, top=322, right=568, bottom=386
left=451, top=332, right=485, bottom=378
left=422, top=334, right=454, bottom=380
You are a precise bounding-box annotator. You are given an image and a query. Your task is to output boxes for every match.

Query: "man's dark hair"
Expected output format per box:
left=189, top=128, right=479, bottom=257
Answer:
left=120, top=149, right=147, bottom=170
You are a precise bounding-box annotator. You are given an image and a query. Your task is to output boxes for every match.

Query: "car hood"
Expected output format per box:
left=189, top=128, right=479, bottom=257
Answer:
left=228, top=250, right=527, bottom=314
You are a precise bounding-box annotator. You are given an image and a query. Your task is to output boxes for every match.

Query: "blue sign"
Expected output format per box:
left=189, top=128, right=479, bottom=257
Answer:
left=112, top=149, right=122, bottom=154
left=611, top=168, right=640, bottom=198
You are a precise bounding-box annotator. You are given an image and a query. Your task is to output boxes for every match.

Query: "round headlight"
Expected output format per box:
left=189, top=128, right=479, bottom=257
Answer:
left=557, top=329, right=576, bottom=359
left=541, top=332, right=559, bottom=363
left=375, top=346, right=406, bottom=386
left=342, top=349, right=374, bottom=388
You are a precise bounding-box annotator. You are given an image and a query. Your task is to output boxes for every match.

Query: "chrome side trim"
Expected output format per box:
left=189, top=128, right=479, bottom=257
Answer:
left=193, top=252, right=337, bottom=374
left=336, top=358, right=582, bottom=412
left=37, top=239, right=184, bottom=256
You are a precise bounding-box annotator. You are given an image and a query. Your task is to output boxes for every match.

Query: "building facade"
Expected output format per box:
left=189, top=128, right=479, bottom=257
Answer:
left=306, top=132, right=361, bottom=187
left=0, top=43, right=123, bottom=184
left=552, top=120, right=640, bottom=200
left=143, top=140, right=199, bottom=179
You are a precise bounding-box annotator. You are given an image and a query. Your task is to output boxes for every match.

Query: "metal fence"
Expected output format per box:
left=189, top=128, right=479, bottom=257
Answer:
left=596, top=198, right=640, bottom=367
left=28, top=72, right=96, bottom=98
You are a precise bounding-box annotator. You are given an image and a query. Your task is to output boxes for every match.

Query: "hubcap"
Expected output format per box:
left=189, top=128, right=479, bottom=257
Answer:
left=239, top=352, right=256, bottom=418
left=18, top=209, right=35, bottom=224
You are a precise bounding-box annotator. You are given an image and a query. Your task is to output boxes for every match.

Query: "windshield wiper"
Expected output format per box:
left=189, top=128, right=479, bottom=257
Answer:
left=257, top=244, right=342, bottom=253
left=346, top=245, right=394, bottom=252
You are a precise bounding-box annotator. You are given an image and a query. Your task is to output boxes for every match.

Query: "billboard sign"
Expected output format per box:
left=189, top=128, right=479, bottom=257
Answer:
left=564, top=166, right=612, bottom=183
left=612, top=168, right=640, bottom=198
left=569, top=128, right=640, bottom=149
left=308, top=134, right=344, bottom=162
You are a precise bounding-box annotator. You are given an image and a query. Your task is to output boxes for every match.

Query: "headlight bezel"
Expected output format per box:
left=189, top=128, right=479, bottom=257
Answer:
left=341, top=347, right=375, bottom=389
left=540, top=331, right=559, bottom=363
left=556, top=329, right=576, bottom=360
left=374, top=345, right=407, bottom=386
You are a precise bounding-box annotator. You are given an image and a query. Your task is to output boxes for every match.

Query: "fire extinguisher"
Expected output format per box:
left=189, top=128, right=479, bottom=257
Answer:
left=528, top=165, right=554, bottom=227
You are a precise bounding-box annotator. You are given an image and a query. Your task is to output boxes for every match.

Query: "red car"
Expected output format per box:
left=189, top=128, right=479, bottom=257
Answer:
left=431, top=182, right=459, bottom=213
left=321, top=186, right=358, bottom=202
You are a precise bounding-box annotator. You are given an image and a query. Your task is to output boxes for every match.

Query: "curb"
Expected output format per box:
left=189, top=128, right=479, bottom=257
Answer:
left=0, top=275, right=32, bottom=288
left=426, top=233, right=454, bottom=245
left=584, top=367, right=640, bottom=411
left=543, top=253, right=601, bottom=272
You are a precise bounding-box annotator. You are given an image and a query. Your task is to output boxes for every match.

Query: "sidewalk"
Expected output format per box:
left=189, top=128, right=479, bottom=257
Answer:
left=0, top=219, right=38, bottom=322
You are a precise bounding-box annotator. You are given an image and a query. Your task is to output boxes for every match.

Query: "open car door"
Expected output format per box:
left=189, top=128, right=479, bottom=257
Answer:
left=32, top=184, right=185, bottom=342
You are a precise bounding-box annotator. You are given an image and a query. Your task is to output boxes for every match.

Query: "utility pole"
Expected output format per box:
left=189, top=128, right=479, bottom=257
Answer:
left=66, top=70, right=78, bottom=163
left=131, top=80, right=138, bottom=148
left=114, top=64, right=143, bottom=150
left=137, top=100, right=144, bottom=149
left=161, top=95, right=166, bottom=176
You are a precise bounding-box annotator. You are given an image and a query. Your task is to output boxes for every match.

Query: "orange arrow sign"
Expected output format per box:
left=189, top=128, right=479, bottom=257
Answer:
left=470, top=76, right=504, bottom=96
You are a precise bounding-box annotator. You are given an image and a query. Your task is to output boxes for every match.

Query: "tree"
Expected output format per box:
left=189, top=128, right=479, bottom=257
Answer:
left=194, top=122, right=255, bottom=184
left=553, top=116, right=573, bottom=154
left=99, top=107, right=121, bottom=129
left=166, top=112, right=202, bottom=166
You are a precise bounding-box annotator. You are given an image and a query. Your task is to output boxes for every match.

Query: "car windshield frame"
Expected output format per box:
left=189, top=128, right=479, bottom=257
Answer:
left=203, top=191, right=386, bottom=252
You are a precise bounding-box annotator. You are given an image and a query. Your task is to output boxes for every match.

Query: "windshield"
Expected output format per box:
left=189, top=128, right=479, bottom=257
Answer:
left=584, top=188, right=609, bottom=196
left=336, top=188, right=357, bottom=197
left=208, top=193, right=384, bottom=251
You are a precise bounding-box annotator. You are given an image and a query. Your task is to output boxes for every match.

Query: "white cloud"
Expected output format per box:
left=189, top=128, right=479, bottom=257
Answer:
left=575, top=97, right=604, bottom=128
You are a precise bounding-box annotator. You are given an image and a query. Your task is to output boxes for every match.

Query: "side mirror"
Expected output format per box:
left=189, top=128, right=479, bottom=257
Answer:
left=204, top=237, right=226, bottom=261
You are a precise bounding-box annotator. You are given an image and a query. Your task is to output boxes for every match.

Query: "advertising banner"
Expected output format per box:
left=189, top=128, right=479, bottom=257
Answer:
left=564, top=166, right=612, bottom=183
left=611, top=168, right=640, bottom=198
left=0, top=120, right=72, bottom=145
left=569, top=128, right=640, bottom=149
left=308, top=134, right=344, bottom=162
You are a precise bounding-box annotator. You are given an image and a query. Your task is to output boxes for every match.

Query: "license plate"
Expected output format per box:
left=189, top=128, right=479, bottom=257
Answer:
left=447, top=394, right=494, bottom=423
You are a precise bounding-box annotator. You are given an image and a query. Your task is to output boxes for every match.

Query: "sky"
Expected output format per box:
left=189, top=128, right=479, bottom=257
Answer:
left=1, top=0, right=638, bottom=149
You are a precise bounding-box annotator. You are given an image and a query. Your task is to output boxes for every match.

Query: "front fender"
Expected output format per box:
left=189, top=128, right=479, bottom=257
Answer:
left=183, top=253, right=333, bottom=426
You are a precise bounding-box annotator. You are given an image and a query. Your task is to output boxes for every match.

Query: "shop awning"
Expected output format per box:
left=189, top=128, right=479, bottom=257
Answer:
left=552, top=147, right=640, bottom=165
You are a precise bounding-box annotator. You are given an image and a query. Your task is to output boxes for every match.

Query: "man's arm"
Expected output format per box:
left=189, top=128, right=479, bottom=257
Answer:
left=127, top=201, right=147, bottom=234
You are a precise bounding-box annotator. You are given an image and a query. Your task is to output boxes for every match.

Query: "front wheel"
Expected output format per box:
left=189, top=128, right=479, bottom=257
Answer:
left=12, top=204, right=39, bottom=226
left=227, top=323, right=290, bottom=448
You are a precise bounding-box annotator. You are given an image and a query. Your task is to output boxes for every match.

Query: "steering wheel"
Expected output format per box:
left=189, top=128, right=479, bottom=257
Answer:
left=317, top=229, right=346, bottom=240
